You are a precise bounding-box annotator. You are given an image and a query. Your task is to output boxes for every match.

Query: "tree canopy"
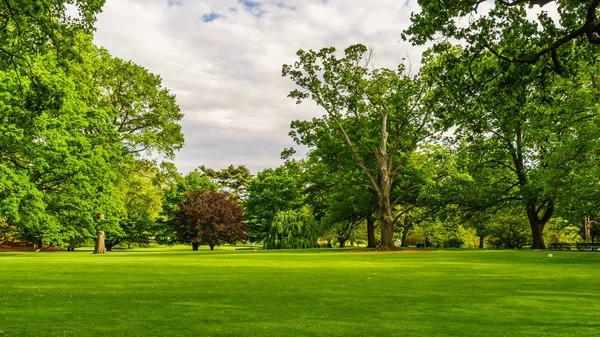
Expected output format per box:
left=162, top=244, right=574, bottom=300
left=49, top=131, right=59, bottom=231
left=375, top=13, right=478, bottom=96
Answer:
left=406, top=0, right=600, bottom=71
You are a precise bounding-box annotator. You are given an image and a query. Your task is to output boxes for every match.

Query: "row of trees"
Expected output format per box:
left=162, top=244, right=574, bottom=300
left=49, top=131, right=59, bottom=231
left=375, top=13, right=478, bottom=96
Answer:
left=269, top=40, right=600, bottom=250
left=3, top=0, right=600, bottom=252
left=255, top=0, right=600, bottom=250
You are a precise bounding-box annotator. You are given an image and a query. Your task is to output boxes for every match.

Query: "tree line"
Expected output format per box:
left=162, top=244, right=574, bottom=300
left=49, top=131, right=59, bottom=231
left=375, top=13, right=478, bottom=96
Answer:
left=2, top=0, right=599, bottom=252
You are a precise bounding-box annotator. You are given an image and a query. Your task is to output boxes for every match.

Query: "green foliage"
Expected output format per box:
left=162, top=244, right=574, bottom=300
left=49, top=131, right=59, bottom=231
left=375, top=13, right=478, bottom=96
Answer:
left=411, top=220, right=478, bottom=248
left=105, top=169, right=163, bottom=249
left=488, top=212, right=532, bottom=249
left=158, top=171, right=218, bottom=244
left=421, top=43, right=600, bottom=248
left=0, top=0, right=105, bottom=72
left=245, top=164, right=304, bottom=237
left=0, top=20, right=184, bottom=248
left=264, top=208, right=319, bottom=249
left=94, top=48, right=184, bottom=159
left=196, top=165, right=253, bottom=199
left=283, top=44, right=438, bottom=249
left=544, top=220, right=583, bottom=246
left=406, top=0, right=600, bottom=72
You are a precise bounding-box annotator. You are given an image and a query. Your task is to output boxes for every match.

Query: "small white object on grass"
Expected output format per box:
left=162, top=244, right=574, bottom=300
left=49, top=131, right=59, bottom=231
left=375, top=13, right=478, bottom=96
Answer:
left=548, top=253, right=553, bottom=257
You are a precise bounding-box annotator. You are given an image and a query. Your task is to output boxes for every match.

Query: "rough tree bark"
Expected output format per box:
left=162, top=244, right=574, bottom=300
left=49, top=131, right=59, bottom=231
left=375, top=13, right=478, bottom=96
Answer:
left=526, top=199, right=553, bottom=249
left=93, top=230, right=106, bottom=254
left=366, top=216, right=376, bottom=248
left=378, top=194, right=395, bottom=250
left=401, top=216, right=412, bottom=248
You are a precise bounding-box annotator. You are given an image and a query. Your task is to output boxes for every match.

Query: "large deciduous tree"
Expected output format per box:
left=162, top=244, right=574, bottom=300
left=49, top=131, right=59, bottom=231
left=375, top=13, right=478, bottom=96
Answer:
left=173, top=190, right=246, bottom=251
left=0, top=33, right=184, bottom=253
left=422, top=45, right=600, bottom=249
left=405, top=0, right=600, bottom=71
left=283, top=44, right=436, bottom=250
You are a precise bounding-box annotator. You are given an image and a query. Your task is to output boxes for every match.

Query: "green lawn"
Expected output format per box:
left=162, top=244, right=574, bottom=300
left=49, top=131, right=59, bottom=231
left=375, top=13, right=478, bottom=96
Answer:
left=1, top=248, right=599, bottom=336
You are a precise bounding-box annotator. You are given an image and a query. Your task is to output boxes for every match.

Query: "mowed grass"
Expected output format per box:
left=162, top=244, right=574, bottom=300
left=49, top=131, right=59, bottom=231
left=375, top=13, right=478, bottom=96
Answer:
left=1, top=248, right=600, bottom=336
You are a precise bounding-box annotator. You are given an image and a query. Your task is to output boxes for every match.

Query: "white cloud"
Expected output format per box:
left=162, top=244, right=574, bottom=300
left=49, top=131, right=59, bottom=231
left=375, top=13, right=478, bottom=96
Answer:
left=93, top=0, right=424, bottom=174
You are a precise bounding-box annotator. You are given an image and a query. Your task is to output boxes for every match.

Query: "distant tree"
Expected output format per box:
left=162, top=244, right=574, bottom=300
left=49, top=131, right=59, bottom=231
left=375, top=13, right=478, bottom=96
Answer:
left=488, top=209, right=532, bottom=249
left=197, top=165, right=253, bottom=198
left=158, top=171, right=219, bottom=244
left=245, top=164, right=304, bottom=238
left=264, top=208, right=319, bottom=249
left=105, top=169, right=163, bottom=251
left=173, top=190, right=246, bottom=251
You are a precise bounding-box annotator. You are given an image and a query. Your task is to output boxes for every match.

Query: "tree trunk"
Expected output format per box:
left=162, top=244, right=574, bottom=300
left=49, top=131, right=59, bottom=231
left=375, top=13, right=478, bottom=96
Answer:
left=378, top=196, right=395, bottom=250
left=192, top=242, right=199, bottom=251
left=401, top=226, right=409, bottom=248
left=339, top=237, right=346, bottom=248
left=366, top=216, right=376, bottom=248
left=401, top=217, right=412, bottom=248
left=526, top=200, right=552, bottom=249
left=93, top=230, right=106, bottom=254
left=584, top=216, right=591, bottom=245
left=209, top=243, right=215, bottom=251
left=479, top=236, right=485, bottom=249
left=529, top=222, right=546, bottom=249
left=106, top=244, right=112, bottom=252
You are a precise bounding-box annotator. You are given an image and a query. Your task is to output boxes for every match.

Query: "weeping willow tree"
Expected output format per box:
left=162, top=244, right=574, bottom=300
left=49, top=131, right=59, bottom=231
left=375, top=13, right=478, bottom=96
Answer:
left=263, top=209, right=319, bottom=249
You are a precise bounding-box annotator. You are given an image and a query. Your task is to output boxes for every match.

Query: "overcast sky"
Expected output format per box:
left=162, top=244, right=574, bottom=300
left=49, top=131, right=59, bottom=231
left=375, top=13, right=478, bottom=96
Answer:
left=93, top=0, right=425, bottom=174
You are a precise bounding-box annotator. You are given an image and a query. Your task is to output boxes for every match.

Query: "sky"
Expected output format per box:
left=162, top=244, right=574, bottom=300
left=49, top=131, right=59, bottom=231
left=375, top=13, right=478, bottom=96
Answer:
left=93, top=0, right=425, bottom=174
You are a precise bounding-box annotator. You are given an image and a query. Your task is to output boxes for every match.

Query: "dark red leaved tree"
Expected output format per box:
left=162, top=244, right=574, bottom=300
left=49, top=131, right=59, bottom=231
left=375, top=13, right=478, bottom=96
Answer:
left=173, top=190, right=246, bottom=251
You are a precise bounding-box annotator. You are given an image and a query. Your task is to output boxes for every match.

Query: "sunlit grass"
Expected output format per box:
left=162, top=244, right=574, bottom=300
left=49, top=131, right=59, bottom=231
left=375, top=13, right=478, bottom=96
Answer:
left=1, top=249, right=599, bottom=336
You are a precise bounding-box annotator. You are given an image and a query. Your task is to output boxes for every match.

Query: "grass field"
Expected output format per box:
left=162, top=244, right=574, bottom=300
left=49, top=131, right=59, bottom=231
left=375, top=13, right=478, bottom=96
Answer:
left=1, top=248, right=600, bottom=336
